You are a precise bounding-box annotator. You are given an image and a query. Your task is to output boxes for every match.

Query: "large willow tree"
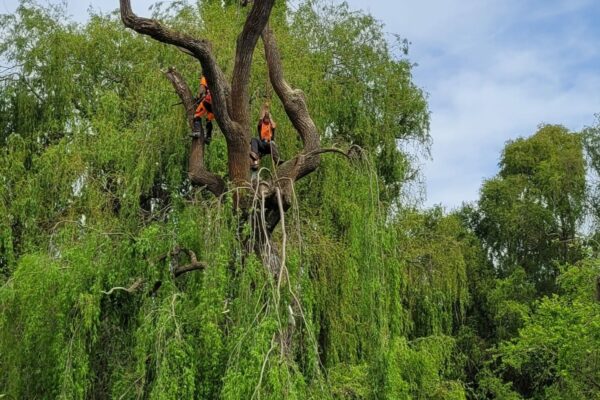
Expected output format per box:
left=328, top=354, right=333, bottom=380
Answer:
left=0, top=1, right=477, bottom=399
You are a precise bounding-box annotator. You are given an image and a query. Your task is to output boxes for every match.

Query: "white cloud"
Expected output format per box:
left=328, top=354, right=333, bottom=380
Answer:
left=345, top=0, right=600, bottom=209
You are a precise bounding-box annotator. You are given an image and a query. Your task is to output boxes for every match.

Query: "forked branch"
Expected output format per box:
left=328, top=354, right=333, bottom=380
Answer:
left=170, top=246, right=208, bottom=278
left=119, top=0, right=236, bottom=136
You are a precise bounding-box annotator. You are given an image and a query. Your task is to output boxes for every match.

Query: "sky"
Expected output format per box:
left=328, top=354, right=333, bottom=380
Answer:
left=2, top=0, right=600, bottom=209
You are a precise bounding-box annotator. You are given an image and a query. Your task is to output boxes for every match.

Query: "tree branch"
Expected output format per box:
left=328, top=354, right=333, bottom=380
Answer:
left=170, top=247, right=209, bottom=278
left=119, top=0, right=237, bottom=136
left=164, top=68, right=226, bottom=196
left=164, top=67, right=195, bottom=127
left=101, top=278, right=144, bottom=295
left=262, top=26, right=321, bottom=182
left=231, top=0, right=276, bottom=125
left=174, top=261, right=207, bottom=278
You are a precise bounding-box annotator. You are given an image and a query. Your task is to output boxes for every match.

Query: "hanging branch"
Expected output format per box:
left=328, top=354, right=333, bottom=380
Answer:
left=101, top=278, right=144, bottom=295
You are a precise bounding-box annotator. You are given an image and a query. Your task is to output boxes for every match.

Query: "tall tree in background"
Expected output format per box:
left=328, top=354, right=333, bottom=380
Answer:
left=471, top=125, right=586, bottom=295
left=583, top=115, right=600, bottom=243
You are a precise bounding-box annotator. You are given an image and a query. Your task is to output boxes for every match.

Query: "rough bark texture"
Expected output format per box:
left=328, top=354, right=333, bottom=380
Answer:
left=119, top=0, right=340, bottom=232
left=165, top=68, right=226, bottom=196
left=118, top=0, right=358, bottom=362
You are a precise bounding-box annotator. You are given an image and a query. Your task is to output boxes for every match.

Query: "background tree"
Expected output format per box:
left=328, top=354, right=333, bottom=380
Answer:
left=582, top=115, right=600, bottom=249
left=470, top=124, right=586, bottom=295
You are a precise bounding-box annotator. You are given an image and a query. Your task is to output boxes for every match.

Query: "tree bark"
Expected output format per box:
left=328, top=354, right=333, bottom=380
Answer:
left=119, top=0, right=351, bottom=233
left=165, top=68, right=225, bottom=196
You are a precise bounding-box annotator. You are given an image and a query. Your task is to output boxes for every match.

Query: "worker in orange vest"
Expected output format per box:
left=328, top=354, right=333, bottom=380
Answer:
left=250, top=105, right=281, bottom=170
left=192, top=75, right=214, bottom=144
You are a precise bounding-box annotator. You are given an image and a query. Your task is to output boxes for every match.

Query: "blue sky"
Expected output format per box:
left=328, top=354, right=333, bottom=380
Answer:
left=345, top=0, right=600, bottom=208
left=2, top=0, right=600, bottom=209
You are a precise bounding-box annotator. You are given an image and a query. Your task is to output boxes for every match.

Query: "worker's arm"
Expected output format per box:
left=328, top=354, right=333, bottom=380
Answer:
left=271, top=126, right=276, bottom=141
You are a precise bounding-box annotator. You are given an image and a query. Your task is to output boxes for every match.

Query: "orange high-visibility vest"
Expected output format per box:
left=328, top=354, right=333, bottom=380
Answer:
left=200, top=77, right=212, bottom=104
left=195, top=76, right=214, bottom=120
left=260, top=121, right=273, bottom=142
left=195, top=101, right=214, bottom=121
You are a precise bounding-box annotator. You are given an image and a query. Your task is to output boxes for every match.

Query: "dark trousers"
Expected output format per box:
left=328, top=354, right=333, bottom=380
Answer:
left=251, top=138, right=280, bottom=163
left=193, top=118, right=213, bottom=141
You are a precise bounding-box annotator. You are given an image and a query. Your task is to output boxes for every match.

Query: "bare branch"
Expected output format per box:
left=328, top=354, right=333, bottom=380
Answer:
left=164, top=67, right=195, bottom=128
left=301, top=146, right=360, bottom=160
left=170, top=247, right=209, bottom=278
left=119, top=0, right=237, bottom=136
left=262, top=26, right=321, bottom=181
left=101, top=278, right=144, bottom=295
left=174, top=261, right=207, bottom=278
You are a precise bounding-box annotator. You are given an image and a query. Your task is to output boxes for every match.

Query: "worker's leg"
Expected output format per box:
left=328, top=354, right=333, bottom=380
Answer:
left=250, top=138, right=261, bottom=170
left=205, top=121, right=213, bottom=144
left=269, top=142, right=282, bottom=164
left=191, top=117, right=202, bottom=138
left=258, top=140, right=270, bottom=157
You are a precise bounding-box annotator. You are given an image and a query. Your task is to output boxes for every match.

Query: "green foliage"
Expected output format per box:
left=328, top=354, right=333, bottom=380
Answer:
left=472, top=124, right=586, bottom=294
left=583, top=115, right=600, bottom=230
left=489, top=259, right=600, bottom=399
left=385, top=336, right=466, bottom=400
left=394, top=209, right=471, bottom=338
left=486, top=268, right=536, bottom=340
left=0, top=1, right=441, bottom=398
left=465, top=124, right=600, bottom=399
left=1, top=1, right=598, bottom=399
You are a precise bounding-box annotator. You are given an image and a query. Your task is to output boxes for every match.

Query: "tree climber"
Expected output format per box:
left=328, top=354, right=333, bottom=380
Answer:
left=250, top=104, right=281, bottom=170
left=191, top=75, right=214, bottom=144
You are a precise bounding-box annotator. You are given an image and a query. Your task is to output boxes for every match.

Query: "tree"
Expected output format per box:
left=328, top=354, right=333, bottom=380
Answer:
left=119, top=0, right=334, bottom=236
left=486, top=258, right=600, bottom=398
left=471, top=124, right=586, bottom=295
left=582, top=115, right=600, bottom=238
left=0, top=1, right=439, bottom=399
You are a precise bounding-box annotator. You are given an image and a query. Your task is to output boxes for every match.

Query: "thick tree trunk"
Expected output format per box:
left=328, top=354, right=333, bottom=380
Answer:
left=226, top=128, right=251, bottom=187
left=119, top=0, right=358, bottom=365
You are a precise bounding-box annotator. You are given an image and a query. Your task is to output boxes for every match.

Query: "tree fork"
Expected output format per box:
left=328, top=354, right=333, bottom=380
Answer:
left=119, top=1, right=352, bottom=234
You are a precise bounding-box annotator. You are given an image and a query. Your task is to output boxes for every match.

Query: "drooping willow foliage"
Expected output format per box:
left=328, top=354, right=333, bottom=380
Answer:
left=1, top=1, right=599, bottom=400
left=0, top=1, right=469, bottom=399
